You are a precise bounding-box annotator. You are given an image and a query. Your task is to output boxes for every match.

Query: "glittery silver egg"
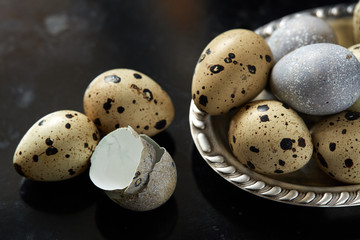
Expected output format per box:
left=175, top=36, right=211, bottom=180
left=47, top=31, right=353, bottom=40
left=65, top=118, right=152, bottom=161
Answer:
left=270, top=43, right=360, bottom=116
left=267, top=15, right=337, bottom=63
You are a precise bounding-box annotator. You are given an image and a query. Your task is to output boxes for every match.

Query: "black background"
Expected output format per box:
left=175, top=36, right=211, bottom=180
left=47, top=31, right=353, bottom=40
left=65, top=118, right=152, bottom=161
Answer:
left=1, top=0, right=359, bottom=239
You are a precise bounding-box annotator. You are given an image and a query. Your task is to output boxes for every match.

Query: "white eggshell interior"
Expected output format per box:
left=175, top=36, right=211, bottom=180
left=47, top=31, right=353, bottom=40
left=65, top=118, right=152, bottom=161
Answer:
left=140, top=134, right=165, bottom=163
left=89, top=128, right=143, bottom=191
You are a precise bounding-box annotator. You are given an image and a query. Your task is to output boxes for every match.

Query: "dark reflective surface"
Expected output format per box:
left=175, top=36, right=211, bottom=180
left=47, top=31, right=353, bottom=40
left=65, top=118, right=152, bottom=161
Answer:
left=0, top=0, right=358, bottom=239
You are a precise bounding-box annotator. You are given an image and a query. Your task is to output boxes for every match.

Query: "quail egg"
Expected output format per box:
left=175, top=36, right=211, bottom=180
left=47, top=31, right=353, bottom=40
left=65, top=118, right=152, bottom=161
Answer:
left=228, top=100, right=313, bottom=175
left=192, top=29, right=273, bottom=115
left=312, top=111, right=360, bottom=184
left=271, top=43, right=360, bottom=115
left=267, top=15, right=337, bottom=63
left=13, top=110, right=100, bottom=181
left=84, top=69, right=175, bottom=137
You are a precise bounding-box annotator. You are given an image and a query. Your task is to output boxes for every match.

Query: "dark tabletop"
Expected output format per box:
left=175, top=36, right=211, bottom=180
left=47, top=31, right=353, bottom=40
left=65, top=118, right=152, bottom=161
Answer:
left=1, top=0, right=359, bottom=239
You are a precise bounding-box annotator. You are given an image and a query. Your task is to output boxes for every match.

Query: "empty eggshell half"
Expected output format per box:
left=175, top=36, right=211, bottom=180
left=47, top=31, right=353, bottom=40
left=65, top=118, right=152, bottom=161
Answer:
left=89, top=126, right=177, bottom=211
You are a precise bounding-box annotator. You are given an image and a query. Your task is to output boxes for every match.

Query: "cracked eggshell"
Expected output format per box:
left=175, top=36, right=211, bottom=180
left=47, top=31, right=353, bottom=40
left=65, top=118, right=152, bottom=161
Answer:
left=89, top=126, right=177, bottom=211
left=312, top=111, right=360, bottom=184
left=228, top=100, right=313, bottom=175
left=83, top=69, right=175, bottom=137
left=270, top=43, right=360, bottom=116
left=267, top=15, right=337, bottom=63
left=13, top=110, right=100, bottom=181
left=192, top=29, right=273, bottom=115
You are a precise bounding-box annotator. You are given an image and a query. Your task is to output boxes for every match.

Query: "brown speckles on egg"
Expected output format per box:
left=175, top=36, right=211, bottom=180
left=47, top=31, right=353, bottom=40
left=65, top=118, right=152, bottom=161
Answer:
left=265, top=55, right=272, bottom=63
left=38, top=119, right=46, bottom=126
left=282, top=103, right=290, bottom=109
left=154, top=120, right=167, bottom=130
left=210, top=64, right=224, bottom=74
left=143, top=89, right=153, bottom=102
left=46, top=146, right=58, bottom=156
left=92, top=133, right=98, bottom=141
left=199, top=95, right=208, bottom=107
left=345, top=111, right=360, bottom=121
left=13, top=110, right=100, bottom=181
left=45, top=138, right=53, bottom=146
left=103, top=98, right=114, bottom=113
left=259, top=115, right=269, bottom=122
left=278, top=159, right=285, bottom=166
left=133, top=73, right=142, bottom=79
left=280, top=138, right=293, bottom=150
left=344, top=158, right=354, bottom=168
left=311, top=110, right=360, bottom=183
left=247, top=161, right=255, bottom=169
left=229, top=100, right=312, bottom=175
left=117, top=106, right=125, bottom=113
left=298, top=137, right=306, bottom=148
left=94, top=118, right=101, bottom=126
left=83, top=69, right=174, bottom=137
left=192, top=29, right=273, bottom=115
left=247, top=65, right=256, bottom=74
left=329, top=142, right=336, bottom=151
left=68, top=169, right=76, bottom=175
left=249, top=146, right=259, bottom=153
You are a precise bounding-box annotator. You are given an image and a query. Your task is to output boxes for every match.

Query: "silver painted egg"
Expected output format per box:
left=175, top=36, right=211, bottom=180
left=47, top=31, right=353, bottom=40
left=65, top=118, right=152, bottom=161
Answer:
left=267, top=15, right=337, bottom=63
left=270, top=43, right=360, bottom=116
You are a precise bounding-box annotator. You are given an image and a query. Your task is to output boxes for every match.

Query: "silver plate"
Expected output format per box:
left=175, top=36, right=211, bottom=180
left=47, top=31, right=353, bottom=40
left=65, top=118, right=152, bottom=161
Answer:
left=189, top=3, right=360, bottom=207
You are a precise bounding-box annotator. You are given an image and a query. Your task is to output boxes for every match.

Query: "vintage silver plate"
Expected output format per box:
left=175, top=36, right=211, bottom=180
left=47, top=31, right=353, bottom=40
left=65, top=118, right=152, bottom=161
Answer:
left=189, top=3, right=360, bottom=207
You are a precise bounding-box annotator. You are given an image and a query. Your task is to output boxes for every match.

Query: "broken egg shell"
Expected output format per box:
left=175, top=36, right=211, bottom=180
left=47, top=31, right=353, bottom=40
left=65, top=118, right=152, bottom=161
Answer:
left=311, top=111, right=360, bottom=184
left=124, top=137, right=156, bottom=195
left=228, top=100, right=313, bottom=175
left=192, top=29, right=273, bottom=115
left=83, top=69, right=175, bottom=137
left=89, top=126, right=177, bottom=211
left=13, top=110, right=100, bottom=181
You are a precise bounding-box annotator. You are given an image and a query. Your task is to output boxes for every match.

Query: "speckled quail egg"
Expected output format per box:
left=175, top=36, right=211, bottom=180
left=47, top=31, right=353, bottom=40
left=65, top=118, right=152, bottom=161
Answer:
left=228, top=100, right=313, bottom=175
left=13, top=110, right=100, bottom=181
left=353, top=1, right=360, bottom=43
left=347, top=43, right=360, bottom=112
left=192, top=29, right=273, bottom=115
left=312, top=111, right=360, bottom=184
left=270, top=43, right=360, bottom=115
left=267, top=15, right=337, bottom=63
left=83, top=69, right=175, bottom=137
left=89, top=126, right=176, bottom=211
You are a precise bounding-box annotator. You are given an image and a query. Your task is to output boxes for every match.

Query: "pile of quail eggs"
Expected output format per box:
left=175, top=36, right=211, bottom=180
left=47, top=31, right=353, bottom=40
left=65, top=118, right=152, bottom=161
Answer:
left=192, top=2, right=360, bottom=184
left=13, top=69, right=176, bottom=211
